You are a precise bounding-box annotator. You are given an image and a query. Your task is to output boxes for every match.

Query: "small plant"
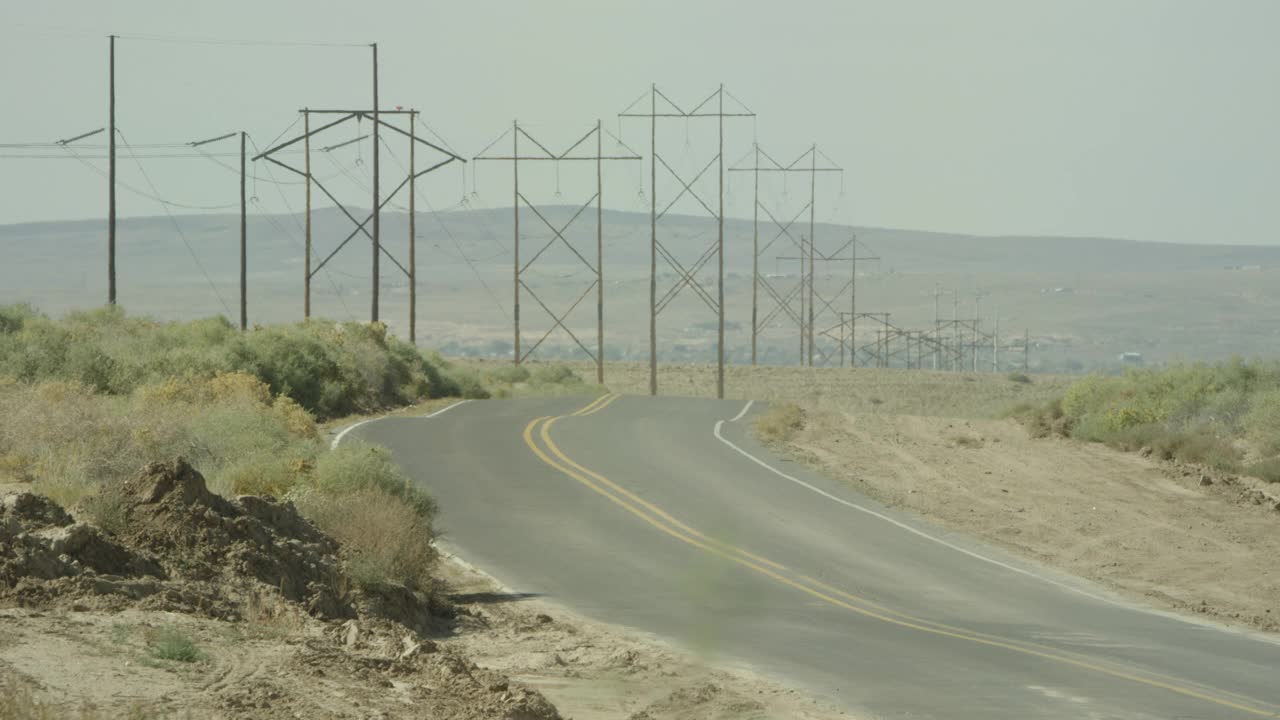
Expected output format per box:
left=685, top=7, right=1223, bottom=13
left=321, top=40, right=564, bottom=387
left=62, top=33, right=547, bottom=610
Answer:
left=754, top=402, right=805, bottom=444
left=1244, top=458, right=1280, bottom=484
left=949, top=434, right=983, bottom=449
left=530, top=363, right=581, bottom=386
left=1006, top=371, right=1032, bottom=384
left=147, top=626, right=204, bottom=663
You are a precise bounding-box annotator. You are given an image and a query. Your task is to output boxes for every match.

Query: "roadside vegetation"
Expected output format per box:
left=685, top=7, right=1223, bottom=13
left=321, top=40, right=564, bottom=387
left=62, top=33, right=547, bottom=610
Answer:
left=753, top=402, right=805, bottom=444
left=1013, top=359, right=1280, bottom=482
left=0, top=304, right=587, bottom=594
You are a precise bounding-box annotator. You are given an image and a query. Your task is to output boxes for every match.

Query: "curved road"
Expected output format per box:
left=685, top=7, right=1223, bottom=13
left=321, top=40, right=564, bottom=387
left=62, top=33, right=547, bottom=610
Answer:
left=351, top=394, right=1280, bottom=720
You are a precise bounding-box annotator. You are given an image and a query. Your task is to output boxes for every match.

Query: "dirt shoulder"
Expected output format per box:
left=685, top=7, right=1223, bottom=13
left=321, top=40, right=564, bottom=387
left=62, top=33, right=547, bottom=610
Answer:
left=779, top=408, right=1280, bottom=634
left=1, top=460, right=855, bottom=719
left=435, top=557, right=852, bottom=720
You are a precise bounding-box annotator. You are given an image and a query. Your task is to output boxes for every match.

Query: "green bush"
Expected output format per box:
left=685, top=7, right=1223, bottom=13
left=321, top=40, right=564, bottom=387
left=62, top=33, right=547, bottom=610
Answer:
left=0, top=305, right=482, bottom=419
left=147, top=626, right=204, bottom=662
left=754, top=402, right=804, bottom=444
left=1243, top=388, right=1280, bottom=457
left=484, top=365, right=532, bottom=385
left=1244, top=458, right=1280, bottom=484
left=530, top=364, right=580, bottom=386
left=291, top=442, right=438, bottom=590
left=1021, top=359, right=1280, bottom=477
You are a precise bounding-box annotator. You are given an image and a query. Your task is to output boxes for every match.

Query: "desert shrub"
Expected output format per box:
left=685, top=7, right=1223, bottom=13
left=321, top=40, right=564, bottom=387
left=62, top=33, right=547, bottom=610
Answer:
left=485, top=365, right=532, bottom=385
left=1021, top=359, right=1280, bottom=476
left=754, top=402, right=804, bottom=444
left=0, top=374, right=321, bottom=507
left=0, top=305, right=481, bottom=419
left=147, top=627, right=204, bottom=662
left=307, top=442, right=436, bottom=518
left=530, top=364, right=579, bottom=386
left=295, top=485, right=437, bottom=591
left=0, top=303, right=38, bottom=335
left=1244, top=458, right=1280, bottom=484
left=1243, top=388, right=1280, bottom=457
left=292, top=442, right=438, bottom=590
left=949, top=434, right=984, bottom=449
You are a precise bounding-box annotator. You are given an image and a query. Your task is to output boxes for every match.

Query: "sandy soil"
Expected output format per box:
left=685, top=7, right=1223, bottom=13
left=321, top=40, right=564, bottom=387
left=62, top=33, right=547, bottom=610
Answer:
left=0, top=558, right=854, bottom=720
left=435, top=557, right=853, bottom=720
left=0, top=461, right=854, bottom=720
left=783, top=409, right=1280, bottom=634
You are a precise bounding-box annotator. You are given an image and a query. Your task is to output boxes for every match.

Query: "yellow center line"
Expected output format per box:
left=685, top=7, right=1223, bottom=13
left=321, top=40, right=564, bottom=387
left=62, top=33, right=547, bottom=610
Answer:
left=546, top=413, right=788, bottom=572
left=570, top=393, right=615, bottom=417
left=520, top=414, right=1280, bottom=718
left=577, top=392, right=621, bottom=417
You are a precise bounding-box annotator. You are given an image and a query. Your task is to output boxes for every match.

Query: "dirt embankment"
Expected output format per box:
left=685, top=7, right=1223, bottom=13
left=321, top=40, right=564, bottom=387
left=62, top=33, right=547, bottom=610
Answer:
left=0, top=459, right=559, bottom=719
left=776, top=409, right=1280, bottom=634
left=1, top=460, right=855, bottom=720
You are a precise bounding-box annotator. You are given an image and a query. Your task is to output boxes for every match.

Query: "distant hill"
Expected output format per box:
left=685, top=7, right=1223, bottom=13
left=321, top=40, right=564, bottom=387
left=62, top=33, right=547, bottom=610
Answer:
left=3, top=208, right=1279, bottom=370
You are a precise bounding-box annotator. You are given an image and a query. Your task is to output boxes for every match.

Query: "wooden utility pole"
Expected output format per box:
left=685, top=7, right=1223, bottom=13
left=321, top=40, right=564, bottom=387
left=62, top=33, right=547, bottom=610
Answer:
left=851, top=236, right=857, bottom=368
left=240, top=131, right=247, bottom=331
left=993, top=307, right=999, bottom=373
left=716, top=85, right=725, bottom=399
left=799, top=235, right=807, bottom=365
left=750, top=144, right=760, bottom=366
left=648, top=86, right=657, bottom=395
left=303, top=110, right=311, bottom=319
left=409, top=112, right=416, bottom=344
left=473, top=123, right=635, bottom=376
left=370, top=43, right=380, bottom=324
left=618, top=85, right=752, bottom=397
left=596, top=119, right=605, bottom=384
left=108, top=34, right=117, bottom=306
left=807, top=144, right=817, bottom=366
left=513, top=120, right=520, bottom=364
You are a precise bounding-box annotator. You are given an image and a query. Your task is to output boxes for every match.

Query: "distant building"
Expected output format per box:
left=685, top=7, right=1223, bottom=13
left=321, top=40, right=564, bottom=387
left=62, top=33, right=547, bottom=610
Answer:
left=1117, top=352, right=1144, bottom=365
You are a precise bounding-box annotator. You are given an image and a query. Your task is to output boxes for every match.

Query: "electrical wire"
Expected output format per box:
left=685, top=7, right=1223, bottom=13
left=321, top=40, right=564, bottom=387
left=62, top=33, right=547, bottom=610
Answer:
left=58, top=143, right=239, bottom=210
left=116, top=128, right=233, bottom=317
left=246, top=134, right=354, bottom=321
left=111, top=32, right=367, bottom=48
left=377, top=136, right=509, bottom=321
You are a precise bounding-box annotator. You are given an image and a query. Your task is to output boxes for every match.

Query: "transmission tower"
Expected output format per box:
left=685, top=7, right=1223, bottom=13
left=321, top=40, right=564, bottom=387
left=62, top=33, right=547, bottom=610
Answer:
left=252, top=109, right=464, bottom=341
left=728, top=144, right=844, bottom=366
left=473, top=121, right=641, bottom=383
left=618, top=85, right=755, bottom=399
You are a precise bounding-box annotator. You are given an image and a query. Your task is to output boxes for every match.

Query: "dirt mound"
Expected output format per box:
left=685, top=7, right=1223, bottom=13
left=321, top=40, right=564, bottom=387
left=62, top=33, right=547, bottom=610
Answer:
left=113, top=459, right=353, bottom=619
left=0, top=459, right=359, bottom=621
left=1, top=491, right=163, bottom=588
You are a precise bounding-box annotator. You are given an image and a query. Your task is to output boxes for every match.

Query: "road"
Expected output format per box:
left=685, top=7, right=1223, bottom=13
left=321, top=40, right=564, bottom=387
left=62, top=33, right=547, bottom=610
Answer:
left=351, top=394, right=1280, bottom=720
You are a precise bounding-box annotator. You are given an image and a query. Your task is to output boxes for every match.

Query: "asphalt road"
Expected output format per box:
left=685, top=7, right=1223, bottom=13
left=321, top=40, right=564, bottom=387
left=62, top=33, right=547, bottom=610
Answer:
left=351, top=394, right=1280, bottom=720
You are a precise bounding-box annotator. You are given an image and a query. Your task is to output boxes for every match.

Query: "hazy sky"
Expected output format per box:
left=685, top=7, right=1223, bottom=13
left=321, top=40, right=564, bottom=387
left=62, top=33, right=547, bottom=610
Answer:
left=2, top=0, right=1277, bottom=245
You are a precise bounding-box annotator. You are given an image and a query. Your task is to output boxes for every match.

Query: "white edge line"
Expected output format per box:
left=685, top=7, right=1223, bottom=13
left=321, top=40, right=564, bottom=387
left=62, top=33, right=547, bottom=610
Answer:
left=425, top=399, right=471, bottom=418
left=712, top=418, right=1117, bottom=606
left=439, top=547, right=515, bottom=594
left=330, top=399, right=471, bottom=450
left=729, top=399, right=755, bottom=423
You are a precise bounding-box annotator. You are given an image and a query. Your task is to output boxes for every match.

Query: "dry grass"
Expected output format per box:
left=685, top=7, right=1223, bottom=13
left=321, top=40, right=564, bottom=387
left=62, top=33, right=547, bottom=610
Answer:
left=753, top=402, right=805, bottom=445
left=555, top=360, right=1071, bottom=419
left=948, top=434, right=984, bottom=449
left=294, top=484, right=437, bottom=591
left=0, top=676, right=159, bottom=720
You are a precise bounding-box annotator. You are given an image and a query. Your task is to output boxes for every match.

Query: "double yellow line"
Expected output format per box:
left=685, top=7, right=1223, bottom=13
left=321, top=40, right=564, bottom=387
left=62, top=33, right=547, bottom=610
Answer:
left=569, top=392, right=620, bottom=417
left=520, top=395, right=1279, bottom=718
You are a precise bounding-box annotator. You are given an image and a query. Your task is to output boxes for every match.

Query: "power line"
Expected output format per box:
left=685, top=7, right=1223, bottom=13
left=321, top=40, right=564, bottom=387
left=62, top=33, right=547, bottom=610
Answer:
left=245, top=134, right=354, bottom=321
left=110, top=31, right=368, bottom=48
left=57, top=142, right=239, bottom=210
left=116, top=128, right=233, bottom=317
left=378, top=134, right=510, bottom=322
